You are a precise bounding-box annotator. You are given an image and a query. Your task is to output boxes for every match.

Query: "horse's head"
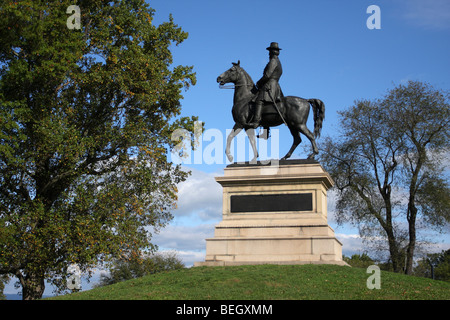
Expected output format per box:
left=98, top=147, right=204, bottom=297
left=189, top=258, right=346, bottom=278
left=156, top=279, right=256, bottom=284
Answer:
left=217, top=60, right=241, bottom=86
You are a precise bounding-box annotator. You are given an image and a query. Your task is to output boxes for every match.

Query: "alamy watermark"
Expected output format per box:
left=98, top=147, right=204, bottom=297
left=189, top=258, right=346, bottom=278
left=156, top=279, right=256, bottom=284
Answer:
left=366, top=5, right=381, bottom=30
left=66, top=4, right=381, bottom=31
left=66, top=5, right=81, bottom=30
left=366, top=265, right=381, bottom=289
left=170, top=121, right=280, bottom=167
left=66, top=263, right=81, bottom=291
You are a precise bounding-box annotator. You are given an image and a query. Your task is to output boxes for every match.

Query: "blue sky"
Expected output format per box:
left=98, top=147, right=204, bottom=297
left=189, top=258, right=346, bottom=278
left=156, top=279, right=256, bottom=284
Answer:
left=4, top=0, right=450, bottom=297
left=147, top=0, right=450, bottom=265
left=150, top=0, right=450, bottom=167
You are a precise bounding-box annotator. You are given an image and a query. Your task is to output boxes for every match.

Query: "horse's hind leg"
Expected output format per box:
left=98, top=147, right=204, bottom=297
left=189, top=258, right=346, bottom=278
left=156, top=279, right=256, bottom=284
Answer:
left=281, top=126, right=302, bottom=160
left=245, top=128, right=259, bottom=163
left=298, top=124, right=318, bottom=159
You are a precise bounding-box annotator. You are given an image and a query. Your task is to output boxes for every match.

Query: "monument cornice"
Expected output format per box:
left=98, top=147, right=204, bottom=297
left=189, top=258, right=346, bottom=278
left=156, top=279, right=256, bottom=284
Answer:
left=216, top=160, right=334, bottom=190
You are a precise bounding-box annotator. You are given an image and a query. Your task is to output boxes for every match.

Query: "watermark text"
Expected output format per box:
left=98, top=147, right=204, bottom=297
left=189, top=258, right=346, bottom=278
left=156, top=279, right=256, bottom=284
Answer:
left=366, top=5, right=381, bottom=29
left=366, top=265, right=381, bottom=289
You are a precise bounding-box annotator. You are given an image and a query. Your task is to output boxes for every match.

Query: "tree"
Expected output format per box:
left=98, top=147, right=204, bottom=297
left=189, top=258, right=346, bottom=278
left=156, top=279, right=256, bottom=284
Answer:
left=0, top=274, right=9, bottom=300
left=343, top=253, right=375, bottom=269
left=320, top=81, right=450, bottom=274
left=96, top=251, right=184, bottom=287
left=0, top=0, right=197, bottom=299
left=414, top=249, right=450, bottom=281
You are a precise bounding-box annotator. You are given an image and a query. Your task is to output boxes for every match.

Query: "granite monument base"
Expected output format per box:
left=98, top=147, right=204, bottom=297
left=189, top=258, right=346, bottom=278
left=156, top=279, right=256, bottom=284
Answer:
left=194, top=159, right=348, bottom=267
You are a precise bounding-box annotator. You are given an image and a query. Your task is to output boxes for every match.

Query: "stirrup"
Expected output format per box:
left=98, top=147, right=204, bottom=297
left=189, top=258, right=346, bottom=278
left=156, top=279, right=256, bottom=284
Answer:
left=257, top=128, right=270, bottom=140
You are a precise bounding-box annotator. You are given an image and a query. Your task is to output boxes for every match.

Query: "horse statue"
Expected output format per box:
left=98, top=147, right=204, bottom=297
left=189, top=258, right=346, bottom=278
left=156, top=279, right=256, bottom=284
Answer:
left=217, top=60, right=325, bottom=163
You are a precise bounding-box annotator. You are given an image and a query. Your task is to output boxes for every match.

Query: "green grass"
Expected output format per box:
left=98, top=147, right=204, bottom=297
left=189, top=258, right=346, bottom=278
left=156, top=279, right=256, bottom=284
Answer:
left=49, top=264, right=450, bottom=300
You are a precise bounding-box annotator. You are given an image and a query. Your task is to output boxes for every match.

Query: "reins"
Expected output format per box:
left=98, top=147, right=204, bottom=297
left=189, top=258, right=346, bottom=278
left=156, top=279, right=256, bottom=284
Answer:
left=219, top=83, right=253, bottom=89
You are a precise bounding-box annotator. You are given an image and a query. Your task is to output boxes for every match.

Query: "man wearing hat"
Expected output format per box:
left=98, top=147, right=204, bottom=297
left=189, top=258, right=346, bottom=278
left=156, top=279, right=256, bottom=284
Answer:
left=248, top=42, right=284, bottom=129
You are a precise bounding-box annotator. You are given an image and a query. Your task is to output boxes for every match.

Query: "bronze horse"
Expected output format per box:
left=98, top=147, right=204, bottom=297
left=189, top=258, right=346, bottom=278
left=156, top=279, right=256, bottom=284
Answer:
left=217, top=61, right=325, bottom=162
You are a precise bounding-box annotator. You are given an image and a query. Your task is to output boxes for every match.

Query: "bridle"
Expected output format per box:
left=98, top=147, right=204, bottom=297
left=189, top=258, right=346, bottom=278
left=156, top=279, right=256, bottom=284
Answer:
left=218, top=66, right=254, bottom=90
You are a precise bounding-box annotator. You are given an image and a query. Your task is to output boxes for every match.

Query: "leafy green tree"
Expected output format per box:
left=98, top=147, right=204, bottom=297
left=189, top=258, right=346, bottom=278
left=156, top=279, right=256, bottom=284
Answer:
left=0, top=274, right=9, bottom=300
left=343, top=253, right=375, bottom=269
left=0, top=0, right=197, bottom=299
left=96, top=251, right=184, bottom=287
left=414, top=250, right=450, bottom=281
left=320, top=81, right=450, bottom=274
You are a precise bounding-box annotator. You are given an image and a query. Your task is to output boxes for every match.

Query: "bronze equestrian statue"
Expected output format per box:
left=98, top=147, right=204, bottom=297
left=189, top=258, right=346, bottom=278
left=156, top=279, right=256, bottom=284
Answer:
left=217, top=42, right=325, bottom=163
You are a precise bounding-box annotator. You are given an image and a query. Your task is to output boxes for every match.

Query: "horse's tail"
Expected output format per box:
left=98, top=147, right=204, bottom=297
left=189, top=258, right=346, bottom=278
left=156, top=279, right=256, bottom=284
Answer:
left=308, top=99, right=325, bottom=138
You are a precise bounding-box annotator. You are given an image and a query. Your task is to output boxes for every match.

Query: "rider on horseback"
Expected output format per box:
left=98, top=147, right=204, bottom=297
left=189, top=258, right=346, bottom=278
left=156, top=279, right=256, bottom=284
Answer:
left=248, top=42, right=284, bottom=129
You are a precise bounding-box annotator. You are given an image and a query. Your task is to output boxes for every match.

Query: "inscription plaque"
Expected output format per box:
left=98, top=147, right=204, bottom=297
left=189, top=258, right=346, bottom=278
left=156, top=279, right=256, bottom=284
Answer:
left=230, top=193, right=313, bottom=213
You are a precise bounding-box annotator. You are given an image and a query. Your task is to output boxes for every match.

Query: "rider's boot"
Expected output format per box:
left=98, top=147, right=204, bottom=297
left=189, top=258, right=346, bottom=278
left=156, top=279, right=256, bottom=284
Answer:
left=248, top=101, right=263, bottom=129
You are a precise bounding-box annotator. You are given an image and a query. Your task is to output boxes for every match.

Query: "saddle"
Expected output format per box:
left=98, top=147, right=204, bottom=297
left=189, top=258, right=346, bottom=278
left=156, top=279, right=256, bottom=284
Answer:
left=248, top=100, right=285, bottom=140
left=249, top=100, right=284, bottom=117
left=261, top=102, right=280, bottom=115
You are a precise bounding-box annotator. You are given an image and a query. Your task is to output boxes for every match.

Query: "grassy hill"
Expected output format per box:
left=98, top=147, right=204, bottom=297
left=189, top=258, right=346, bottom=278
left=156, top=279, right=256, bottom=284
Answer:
left=49, top=264, right=449, bottom=300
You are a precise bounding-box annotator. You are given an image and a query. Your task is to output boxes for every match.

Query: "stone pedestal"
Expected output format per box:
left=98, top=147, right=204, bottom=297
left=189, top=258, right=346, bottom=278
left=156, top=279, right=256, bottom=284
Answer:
left=194, top=159, right=347, bottom=267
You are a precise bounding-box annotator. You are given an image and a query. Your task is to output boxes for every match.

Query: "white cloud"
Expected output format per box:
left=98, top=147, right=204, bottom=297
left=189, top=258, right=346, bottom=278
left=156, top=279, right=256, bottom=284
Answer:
left=153, top=223, right=215, bottom=251
left=152, top=224, right=215, bottom=267
left=174, top=250, right=206, bottom=267
left=173, top=167, right=223, bottom=221
left=336, top=233, right=365, bottom=257
left=137, top=166, right=223, bottom=267
left=399, top=0, right=450, bottom=30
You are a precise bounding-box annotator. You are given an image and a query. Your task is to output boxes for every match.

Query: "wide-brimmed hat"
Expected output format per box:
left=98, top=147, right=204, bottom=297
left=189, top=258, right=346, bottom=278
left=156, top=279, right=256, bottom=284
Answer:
left=266, top=42, right=282, bottom=51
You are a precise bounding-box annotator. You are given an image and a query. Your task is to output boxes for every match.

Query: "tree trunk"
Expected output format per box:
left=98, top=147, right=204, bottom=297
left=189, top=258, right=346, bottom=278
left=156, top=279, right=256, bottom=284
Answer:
left=386, top=229, right=402, bottom=273
left=405, top=204, right=417, bottom=275
left=382, top=191, right=404, bottom=273
left=405, top=144, right=423, bottom=275
left=17, top=271, right=46, bottom=300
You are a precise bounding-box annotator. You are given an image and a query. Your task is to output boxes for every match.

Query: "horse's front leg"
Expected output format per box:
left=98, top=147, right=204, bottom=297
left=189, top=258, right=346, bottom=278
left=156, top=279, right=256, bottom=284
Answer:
left=246, top=128, right=259, bottom=164
left=225, top=124, right=243, bottom=163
